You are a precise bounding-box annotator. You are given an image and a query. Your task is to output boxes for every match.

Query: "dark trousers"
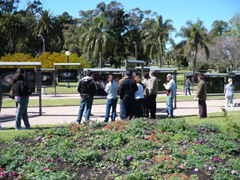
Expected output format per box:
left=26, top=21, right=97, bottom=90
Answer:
left=135, top=98, right=144, bottom=118
left=123, top=96, right=135, bottom=119
left=143, top=96, right=149, bottom=117
left=198, top=100, right=207, bottom=118
left=148, top=94, right=157, bottom=119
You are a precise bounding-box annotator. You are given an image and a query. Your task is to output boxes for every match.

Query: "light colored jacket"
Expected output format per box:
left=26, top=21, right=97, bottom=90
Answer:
left=225, top=84, right=234, bottom=97
left=104, top=80, right=118, bottom=99
left=135, top=83, right=144, bottom=99
left=164, top=79, right=176, bottom=98
left=146, top=76, right=158, bottom=95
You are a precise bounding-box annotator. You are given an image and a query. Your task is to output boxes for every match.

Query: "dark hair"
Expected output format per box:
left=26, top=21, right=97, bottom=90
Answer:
left=12, top=68, right=25, bottom=84
left=86, top=70, right=92, bottom=77
left=197, top=73, right=206, bottom=80
left=143, top=72, right=149, bottom=79
left=108, top=75, right=113, bottom=83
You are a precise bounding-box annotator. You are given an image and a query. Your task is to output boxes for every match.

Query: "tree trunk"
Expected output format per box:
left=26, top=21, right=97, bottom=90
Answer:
left=193, top=46, right=198, bottom=74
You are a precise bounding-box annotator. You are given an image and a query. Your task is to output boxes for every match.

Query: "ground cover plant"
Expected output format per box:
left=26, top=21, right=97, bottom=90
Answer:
left=0, top=116, right=240, bottom=179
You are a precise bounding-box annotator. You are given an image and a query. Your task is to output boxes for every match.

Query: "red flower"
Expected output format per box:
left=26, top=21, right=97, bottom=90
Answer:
left=184, top=151, right=187, bottom=154
left=48, top=134, right=52, bottom=138
left=166, top=174, right=170, bottom=178
left=0, top=168, right=3, bottom=171
left=168, top=165, right=171, bottom=168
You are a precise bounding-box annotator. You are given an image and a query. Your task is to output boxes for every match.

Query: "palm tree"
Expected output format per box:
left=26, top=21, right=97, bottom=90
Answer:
left=81, top=16, right=113, bottom=67
left=34, top=10, right=55, bottom=51
left=1, top=13, right=27, bottom=54
left=178, top=19, right=210, bottom=74
left=142, top=15, right=175, bottom=67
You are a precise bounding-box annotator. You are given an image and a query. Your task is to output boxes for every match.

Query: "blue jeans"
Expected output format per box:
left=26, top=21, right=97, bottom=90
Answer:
left=104, top=98, right=118, bottom=122
left=120, top=100, right=125, bottom=120
left=76, top=97, right=93, bottom=123
left=167, top=95, right=174, bottom=117
left=15, top=97, right=30, bottom=129
left=185, top=86, right=191, bottom=95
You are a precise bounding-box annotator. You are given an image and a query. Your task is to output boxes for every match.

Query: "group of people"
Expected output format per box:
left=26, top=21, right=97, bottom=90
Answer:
left=0, top=68, right=236, bottom=130
left=76, top=70, right=177, bottom=124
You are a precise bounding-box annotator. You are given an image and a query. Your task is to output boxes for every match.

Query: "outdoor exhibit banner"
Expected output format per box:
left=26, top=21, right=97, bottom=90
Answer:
left=0, top=68, right=35, bottom=93
left=206, top=77, right=225, bottom=93
left=93, top=73, right=122, bottom=96
left=58, top=69, right=78, bottom=82
left=41, top=72, right=53, bottom=85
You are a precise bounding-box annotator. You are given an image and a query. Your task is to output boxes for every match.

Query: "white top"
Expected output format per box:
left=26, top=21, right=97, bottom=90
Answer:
left=135, top=83, right=144, bottom=99
left=104, top=80, right=118, bottom=99
left=164, top=79, right=176, bottom=98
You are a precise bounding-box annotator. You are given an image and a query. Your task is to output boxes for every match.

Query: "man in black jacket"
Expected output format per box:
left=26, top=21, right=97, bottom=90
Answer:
left=119, top=71, right=138, bottom=119
left=76, top=70, right=97, bottom=124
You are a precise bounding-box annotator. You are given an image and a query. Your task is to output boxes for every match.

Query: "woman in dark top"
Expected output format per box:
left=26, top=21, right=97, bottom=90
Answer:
left=12, top=68, right=32, bottom=130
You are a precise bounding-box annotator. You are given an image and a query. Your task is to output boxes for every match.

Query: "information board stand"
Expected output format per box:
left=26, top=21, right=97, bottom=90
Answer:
left=0, top=62, right=42, bottom=115
left=53, top=63, right=81, bottom=96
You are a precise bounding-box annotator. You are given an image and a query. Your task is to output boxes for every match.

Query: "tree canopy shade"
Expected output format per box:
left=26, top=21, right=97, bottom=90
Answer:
left=0, top=1, right=239, bottom=70
left=178, top=19, right=210, bottom=73
left=141, top=15, right=175, bottom=67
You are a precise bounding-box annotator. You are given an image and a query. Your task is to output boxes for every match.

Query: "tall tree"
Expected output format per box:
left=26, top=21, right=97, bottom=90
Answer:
left=34, top=10, right=55, bottom=52
left=142, top=15, right=175, bottom=67
left=210, top=20, right=229, bottom=36
left=227, top=13, right=240, bottom=38
left=1, top=13, right=27, bottom=54
left=81, top=16, right=113, bottom=67
left=178, top=19, right=210, bottom=73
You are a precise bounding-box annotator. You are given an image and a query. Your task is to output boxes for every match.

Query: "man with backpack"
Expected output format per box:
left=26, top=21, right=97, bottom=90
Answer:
left=76, top=70, right=97, bottom=124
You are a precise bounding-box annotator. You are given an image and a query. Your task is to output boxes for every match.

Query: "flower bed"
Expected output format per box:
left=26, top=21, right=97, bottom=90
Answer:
left=0, top=119, right=240, bottom=179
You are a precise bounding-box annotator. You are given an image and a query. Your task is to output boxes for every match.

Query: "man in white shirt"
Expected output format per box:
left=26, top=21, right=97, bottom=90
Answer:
left=164, top=74, right=176, bottom=118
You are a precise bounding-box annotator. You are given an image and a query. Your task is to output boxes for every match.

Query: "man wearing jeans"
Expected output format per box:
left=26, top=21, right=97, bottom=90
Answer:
left=164, top=74, right=176, bottom=118
left=76, top=70, right=97, bottom=124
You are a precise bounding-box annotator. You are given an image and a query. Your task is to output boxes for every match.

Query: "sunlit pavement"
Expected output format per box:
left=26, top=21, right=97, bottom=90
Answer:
left=0, top=95, right=239, bottom=128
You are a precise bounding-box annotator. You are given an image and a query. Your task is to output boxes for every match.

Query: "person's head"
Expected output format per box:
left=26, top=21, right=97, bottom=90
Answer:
left=197, top=73, right=206, bottom=80
left=149, top=70, right=155, bottom=78
left=86, top=70, right=92, bottom=77
left=228, top=78, right=233, bottom=86
left=143, top=72, right=149, bottom=80
left=125, top=71, right=132, bottom=78
left=167, top=74, right=172, bottom=81
left=13, top=68, right=26, bottom=83
left=108, top=75, right=113, bottom=83
left=135, top=76, right=141, bottom=84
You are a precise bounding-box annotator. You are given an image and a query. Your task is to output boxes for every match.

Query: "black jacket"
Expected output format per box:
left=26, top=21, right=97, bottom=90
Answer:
left=12, top=77, right=31, bottom=97
left=119, top=77, right=138, bottom=99
left=77, top=76, right=97, bottom=98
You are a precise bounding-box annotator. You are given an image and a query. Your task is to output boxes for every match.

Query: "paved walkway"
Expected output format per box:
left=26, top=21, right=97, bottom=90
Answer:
left=0, top=94, right=240, bottom=128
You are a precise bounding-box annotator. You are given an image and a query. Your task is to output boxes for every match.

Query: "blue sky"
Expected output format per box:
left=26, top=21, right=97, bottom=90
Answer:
left=19, top=0, right=240, bottom=42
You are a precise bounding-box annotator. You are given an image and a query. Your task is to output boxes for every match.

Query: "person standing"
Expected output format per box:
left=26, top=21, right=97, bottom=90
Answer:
left=225, top=78, right=234, bottom=111
left=118, top=76, right=126, bottom=120
left=119, top=71, right=138, bottom=119
left=142, top=72, right=149, bottom=117
left=164, top=74, right=176, bottom=118
left=194, top=73, right=207, bottom=118
left=134, top=76, right=145, bottom=118
left=185, top=77, right=192, bottom=95
left=146, top=70, right=158, bottom=119
left=76, top=70, right=97, bottom=124
left=12, top=68, right=32, bottom=130
left=104, top=75, right=118, bottom=122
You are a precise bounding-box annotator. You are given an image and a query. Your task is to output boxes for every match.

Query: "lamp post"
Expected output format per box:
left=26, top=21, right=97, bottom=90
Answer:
left=65, top=51, right=71, bottom=88
left=37, top=34, right=45, bottom=53
left=133, top=41, right=137, bottom=60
